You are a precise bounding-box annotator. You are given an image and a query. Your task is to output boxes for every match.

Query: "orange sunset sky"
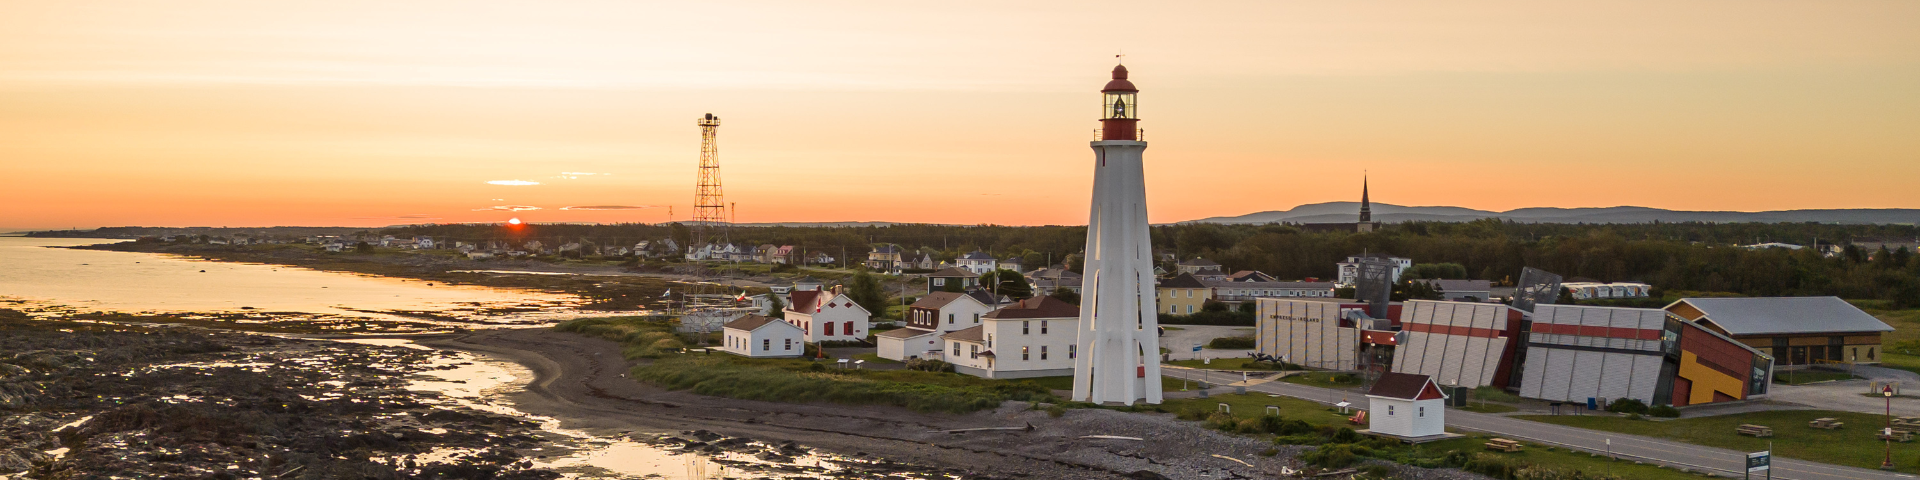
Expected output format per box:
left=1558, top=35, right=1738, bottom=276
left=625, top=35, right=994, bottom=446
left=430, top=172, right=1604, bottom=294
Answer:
left=3, top=1, right=1917, bottom=230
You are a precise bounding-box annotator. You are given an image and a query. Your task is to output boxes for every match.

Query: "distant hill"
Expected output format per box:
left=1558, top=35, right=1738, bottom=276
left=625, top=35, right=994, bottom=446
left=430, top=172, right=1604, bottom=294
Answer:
left=1189, top=202, right=1920, bottom=225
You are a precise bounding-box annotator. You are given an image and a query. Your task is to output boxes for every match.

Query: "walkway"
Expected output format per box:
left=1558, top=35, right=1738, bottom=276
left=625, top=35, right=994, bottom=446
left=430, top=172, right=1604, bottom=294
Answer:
left=1161, top=367, right=1918, bottom=480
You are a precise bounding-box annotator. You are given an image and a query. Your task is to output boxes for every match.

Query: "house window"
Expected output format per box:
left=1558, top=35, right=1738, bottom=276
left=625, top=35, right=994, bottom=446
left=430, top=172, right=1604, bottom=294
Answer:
left=844, top=322, right=853, bottom=336
left=934, top=278, right=945, bottom=286
left=824, top=325, right=834, bottom=337
left=1023, top=321, right=1030, bottom=335
left=785, top=338, right=792, bottom=350
left=970, top=345, right=979, bottom=359
left=948, top=313, right=954, bottom=325
left=1187, top=305, right=1194, bottom=314
left=1388, top=405, right=1395, bottom=416
left=953, top=343, right=961, bottom=356
left=1069, top=344, right=1076, bottom=359
left=1419, top=406, right=1425, bottom=417
left=1186, top=290, right=1193, bottom=298
left=1041, top=321, right=1048, bottom=334
left=973, top=313, right=980, bottom=324
left=1022, top=346, right=1030, bottom=360
left=763, top=339, right=770, bottom=351
left=987, top=334, right=994, bottom=348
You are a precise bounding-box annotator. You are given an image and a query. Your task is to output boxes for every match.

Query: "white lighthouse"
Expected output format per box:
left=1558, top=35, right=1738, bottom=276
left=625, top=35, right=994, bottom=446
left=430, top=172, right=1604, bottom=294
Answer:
left=1072, top=63, right=1163, bottom=405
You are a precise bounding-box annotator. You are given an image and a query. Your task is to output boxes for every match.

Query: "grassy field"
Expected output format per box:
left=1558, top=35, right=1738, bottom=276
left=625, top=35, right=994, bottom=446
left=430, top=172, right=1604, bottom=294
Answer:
left=557, top=316, right=1053, bottom=413
left=1147, top=394, right=1696, bottom=479
left=1772, top=370, right=1859, bottom=385
left=1280, top=371, right=1365, bottom=389
left=1457, top=403, right=1521, bottom=414
left=1518, top=409, right=1920, bottom=473
left=851, top=353, right=900, bottom=364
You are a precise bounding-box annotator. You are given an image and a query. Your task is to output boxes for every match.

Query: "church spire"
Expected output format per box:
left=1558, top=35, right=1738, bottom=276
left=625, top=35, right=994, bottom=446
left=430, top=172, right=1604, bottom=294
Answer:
left=1359, top=173, right=1372, bottom=223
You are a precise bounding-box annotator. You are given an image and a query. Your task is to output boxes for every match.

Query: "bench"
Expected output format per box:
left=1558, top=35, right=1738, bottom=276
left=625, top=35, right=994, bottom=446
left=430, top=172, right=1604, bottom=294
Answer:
left=1485, top=438, right=1523, bottom=453
left=1808, top=418, right=1844, bottom=430
left=1882, top=431, right=1915, bottom=443
left=1736, top=424, right=1774, bottom=438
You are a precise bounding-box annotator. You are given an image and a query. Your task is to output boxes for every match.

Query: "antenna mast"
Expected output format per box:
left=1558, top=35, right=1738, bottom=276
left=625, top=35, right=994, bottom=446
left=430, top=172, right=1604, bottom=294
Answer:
left=691, top=113, right=728, bottom=252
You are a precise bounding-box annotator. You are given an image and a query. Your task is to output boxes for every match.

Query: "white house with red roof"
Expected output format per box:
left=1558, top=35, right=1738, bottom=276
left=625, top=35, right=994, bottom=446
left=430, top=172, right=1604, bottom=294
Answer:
left=942, top=296, right=1082, bottom=379
left=721, top=314, right=807, bottom=358
left=782, top=288, right=872, bottom=344
left=1365, top=372, right=1448, bottom=439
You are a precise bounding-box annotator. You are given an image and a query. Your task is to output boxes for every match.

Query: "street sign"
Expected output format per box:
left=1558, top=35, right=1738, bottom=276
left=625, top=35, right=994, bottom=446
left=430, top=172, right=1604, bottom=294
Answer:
left=1746, top=451, right=1770, bottom=473
left=1192, top=345, right=1203, bottom=352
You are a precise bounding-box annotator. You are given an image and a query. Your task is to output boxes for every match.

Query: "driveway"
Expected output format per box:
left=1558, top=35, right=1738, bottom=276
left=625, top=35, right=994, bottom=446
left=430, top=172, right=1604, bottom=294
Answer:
left=1765, top=365, right=1920, bottom=417
left=1158, top=325, right=1255, bottom=361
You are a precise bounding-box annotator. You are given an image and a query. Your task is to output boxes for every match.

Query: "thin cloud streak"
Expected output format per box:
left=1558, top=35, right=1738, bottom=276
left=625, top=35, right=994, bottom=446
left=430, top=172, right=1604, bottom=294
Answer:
left=473, top=205, right=541, bottom=212
left=486, top=180, right=540, bottom=186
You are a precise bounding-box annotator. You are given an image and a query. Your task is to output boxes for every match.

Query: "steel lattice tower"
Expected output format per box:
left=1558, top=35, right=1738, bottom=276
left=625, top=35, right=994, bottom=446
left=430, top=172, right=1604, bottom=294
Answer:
left=690, top=113, right=727, bottom=251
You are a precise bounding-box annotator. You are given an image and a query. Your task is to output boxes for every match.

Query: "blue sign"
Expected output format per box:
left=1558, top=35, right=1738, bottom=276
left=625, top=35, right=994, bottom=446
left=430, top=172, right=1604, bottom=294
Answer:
left=1192, top=345, right=1203, bottom=352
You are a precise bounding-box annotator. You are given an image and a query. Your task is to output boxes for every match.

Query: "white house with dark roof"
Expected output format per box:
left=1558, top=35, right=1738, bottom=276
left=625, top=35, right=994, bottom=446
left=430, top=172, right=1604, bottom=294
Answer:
left=1176, top=258, right=1220, bottom=274
left=1207, top=280, right=1337, bottom=302
left=925, top=267, right=980, bottom=294
left=952, top=296, right=1081, bottom=379
left=722, top=314, right=807, bottom=358
left=1028, top=267, right=1084, bottom=295
left=877, top=291, right=995, bottom=361
left=956, top=250, right=998, bottom=274
left=1365, top=372, right=1447, bottom=439
left=783, top=289, right=872, bottom=344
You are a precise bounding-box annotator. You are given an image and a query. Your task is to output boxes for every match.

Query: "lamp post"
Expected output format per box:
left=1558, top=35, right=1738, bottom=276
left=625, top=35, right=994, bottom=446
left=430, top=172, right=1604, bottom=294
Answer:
left=1885, top=384, right=1896, bottom=471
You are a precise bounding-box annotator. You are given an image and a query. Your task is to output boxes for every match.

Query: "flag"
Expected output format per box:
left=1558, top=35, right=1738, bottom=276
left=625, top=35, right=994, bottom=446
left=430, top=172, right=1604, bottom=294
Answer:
left=735, top=292, right=747, bottom=302
left=661, top=289, right=672, bottom=298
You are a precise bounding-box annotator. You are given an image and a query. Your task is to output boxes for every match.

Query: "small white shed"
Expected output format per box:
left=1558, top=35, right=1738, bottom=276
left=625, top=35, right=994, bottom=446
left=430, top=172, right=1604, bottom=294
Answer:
left=1366, top=372, right=1448, bottom=439
left=721, top=314, right=807, bottom=358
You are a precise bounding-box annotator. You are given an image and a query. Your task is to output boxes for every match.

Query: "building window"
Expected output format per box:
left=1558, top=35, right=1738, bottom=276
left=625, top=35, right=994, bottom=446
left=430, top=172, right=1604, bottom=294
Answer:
left=1419, top=406, right=1425, bottom=418
left=763, top=339, right=770, bottom=351
left=1041, top=345, right=1049, bottom=360
left=1023, top=346, right=1030, bottom=360
left=970, top=345, right=978, bottom=359
left=844, top=322, right=853, bottom=336
left=973, top=313, right=980, bottom=324
left=948, top=313, right=954, bottom=325
left=934, top=278, right=945, bottom=286
left=987, top=334, right=994, bottom=348
left=1186, top=290, right=1193, bottom=298
left=1187, top=305, right=1194, bottom=314
left=824, top=325, right=834, bottom=337
left=1388, top=405, right=1395, bottom=416
left=953, top=343, right=961, bottom=356
left=1023, top=321, right=1030, bottom=335
left=785, top=338, right=792, bottom=350
left=1069, top=344, right=1076, bottom=359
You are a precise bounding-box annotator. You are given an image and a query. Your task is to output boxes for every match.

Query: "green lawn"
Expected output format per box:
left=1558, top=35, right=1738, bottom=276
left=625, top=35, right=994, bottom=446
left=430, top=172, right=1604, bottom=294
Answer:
left=1161, top=326, right=1185, bottom=331
left=1773, top=370, right=1859, bottom=385
left=1518, top=409, right=1920, bottom=473
left=1148, top=394, right=1697, bottom=479
left=1279, top=371, right=1365, bottom=389
left=851, top=353, right=900, bottom=364
left=1457, top=403, right=1521, bottom=414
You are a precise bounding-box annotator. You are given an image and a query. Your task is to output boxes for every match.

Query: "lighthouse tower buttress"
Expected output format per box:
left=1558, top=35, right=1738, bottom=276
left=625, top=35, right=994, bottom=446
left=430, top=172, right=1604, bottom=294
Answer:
left=1072, top=64, right=1162, bottom=405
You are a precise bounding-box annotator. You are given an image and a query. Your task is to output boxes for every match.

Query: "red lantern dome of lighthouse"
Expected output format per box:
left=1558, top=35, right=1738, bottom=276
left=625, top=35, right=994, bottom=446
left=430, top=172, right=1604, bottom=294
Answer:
left=1099, top=63, right=1139, bottom=141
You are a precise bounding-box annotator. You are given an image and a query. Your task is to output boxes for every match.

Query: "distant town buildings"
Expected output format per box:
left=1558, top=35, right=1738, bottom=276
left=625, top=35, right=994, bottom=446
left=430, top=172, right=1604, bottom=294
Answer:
left=1336, top=254, right=1412, bottom=286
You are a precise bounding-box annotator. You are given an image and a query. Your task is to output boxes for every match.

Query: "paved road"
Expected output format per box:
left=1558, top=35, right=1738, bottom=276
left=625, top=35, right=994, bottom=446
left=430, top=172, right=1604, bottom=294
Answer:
left=1159, top=325, right=1254, bottom=361
left=1162, top=367, right=1918, bottom=480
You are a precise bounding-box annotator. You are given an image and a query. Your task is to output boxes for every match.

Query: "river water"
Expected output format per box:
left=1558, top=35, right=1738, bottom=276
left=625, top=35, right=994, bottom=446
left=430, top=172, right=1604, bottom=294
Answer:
left=0, top=237, right=585, bottom=328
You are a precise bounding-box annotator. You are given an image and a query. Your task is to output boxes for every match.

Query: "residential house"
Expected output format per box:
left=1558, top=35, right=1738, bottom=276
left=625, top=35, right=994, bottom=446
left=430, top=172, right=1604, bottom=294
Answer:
left=1562, top=282, right=1651, bottom=300
left=1027, top=267, right=1084, bottom=295
left=1412, top=279, right=1495, bottom=302
left=1192, top=268, right=1229, bottom=282
left=900, top=251, right=936, bottom=270
left=998, top=257, right=1024, bottom=273
left=721, top=314, right=807, bottom=358
left=1156, top=273, right=1213, bottom=315
left=866, top=245, right=906, bottom=271
left=768, top=245, right=796, bottom=264
left=754, top=244, right=779, bottom=263
left=1365, top=372, right=1447, bottom=439
left=809, top=251, right=836, bottom=265
left=1176, top=258, right=1220, bottom=274
left=956, top=250, right=998, bottom=274
left=783, top=289, right=872, bottom=344
left=925, top=267, right=980, bottom=294
left=1336, top=253, right=1413, bottom=286
left=945, top=296, right=1081, bottom=379
left=1225, top=270, right=1277, bottom=283
left=878, top=291, right=994, bottom=361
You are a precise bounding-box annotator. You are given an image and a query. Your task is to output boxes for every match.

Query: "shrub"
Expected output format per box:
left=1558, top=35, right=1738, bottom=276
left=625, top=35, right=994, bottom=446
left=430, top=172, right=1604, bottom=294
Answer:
left=1301, top=443, right=1371, bottom=469
left=1463, top=452, right=1525, bottom=479
left=1203, top=412, right=1238, bottom=431
left=904, top=358, right=952, bottom=372
left=1206, top=336, right=1256, bottom=349
left=1360, top=465, right=1394, bottom=477
left=1649, top=404, right=1680, bottom=418
left=1259, top=416, right=1314, bottom=436
left=1604, top=398, right=1648, bottom=415
left=1330, top=427, right=1362, bottom=443
left=1259, top=448, right=1280, bottom=457
left=1046, top=404, right=1066, bottom=418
